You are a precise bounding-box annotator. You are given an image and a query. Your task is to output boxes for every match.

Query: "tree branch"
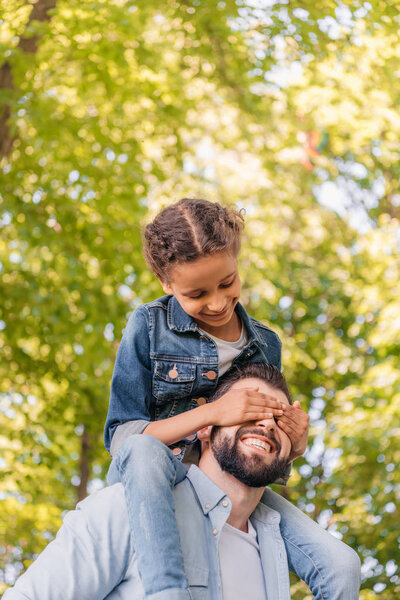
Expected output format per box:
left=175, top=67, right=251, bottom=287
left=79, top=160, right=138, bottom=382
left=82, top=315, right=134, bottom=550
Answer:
left=0, top=0, right=57, bottom=159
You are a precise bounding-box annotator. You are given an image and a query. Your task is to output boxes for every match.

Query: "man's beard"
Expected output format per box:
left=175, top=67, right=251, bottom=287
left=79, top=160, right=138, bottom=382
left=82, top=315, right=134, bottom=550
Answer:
left=210, top=426, right=289, bottom=488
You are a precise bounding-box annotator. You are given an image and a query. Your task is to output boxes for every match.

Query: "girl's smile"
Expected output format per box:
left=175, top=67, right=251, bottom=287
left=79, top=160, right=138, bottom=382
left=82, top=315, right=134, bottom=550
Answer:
left=161, top=251, right=242, bottom=340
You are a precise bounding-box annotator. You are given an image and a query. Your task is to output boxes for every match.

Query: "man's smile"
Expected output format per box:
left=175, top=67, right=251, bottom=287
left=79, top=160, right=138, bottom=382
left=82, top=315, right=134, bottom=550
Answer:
left=239, top=431, right=280, bottom=455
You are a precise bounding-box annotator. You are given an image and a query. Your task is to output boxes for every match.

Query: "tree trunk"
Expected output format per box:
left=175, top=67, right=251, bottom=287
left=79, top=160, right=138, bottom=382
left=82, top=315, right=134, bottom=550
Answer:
left=77, top=428, right=91, bottom=502
left=0, top=0, right=57, bottom=159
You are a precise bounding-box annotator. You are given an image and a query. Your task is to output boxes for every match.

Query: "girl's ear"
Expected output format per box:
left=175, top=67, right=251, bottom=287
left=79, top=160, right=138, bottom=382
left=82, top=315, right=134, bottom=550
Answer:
left=160, top=280, right=173, bottom=295
left=197, top=426, right=212, bottom=441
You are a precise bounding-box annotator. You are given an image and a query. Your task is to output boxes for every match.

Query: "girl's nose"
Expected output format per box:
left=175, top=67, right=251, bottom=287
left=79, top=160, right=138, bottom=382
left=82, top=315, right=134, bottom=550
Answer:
left=207, top=294, right=226, bottom=313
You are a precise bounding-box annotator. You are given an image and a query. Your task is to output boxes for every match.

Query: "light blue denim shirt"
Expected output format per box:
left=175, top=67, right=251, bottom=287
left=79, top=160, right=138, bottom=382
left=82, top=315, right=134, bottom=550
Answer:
left=4, top=466, right=291, bottom=600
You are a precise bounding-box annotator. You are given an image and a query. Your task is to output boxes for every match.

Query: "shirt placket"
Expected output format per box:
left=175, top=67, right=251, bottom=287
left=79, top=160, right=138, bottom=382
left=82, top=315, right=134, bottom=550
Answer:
left=254, top=513, right=291, bottom=600
left=206, top=500, right=232, bottom=599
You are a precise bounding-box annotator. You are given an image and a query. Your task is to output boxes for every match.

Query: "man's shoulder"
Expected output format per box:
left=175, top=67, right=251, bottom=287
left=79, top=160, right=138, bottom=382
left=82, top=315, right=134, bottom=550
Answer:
left=70, top=483, right=128, bottom=540
left=72, top=470, right=208, bottom=541
left=76, top=475, right=196, bottom=511
left=76, top=482, right=125, bottom=511
left=251, top=497, right=282, bottom=528
left=75, top=477, right=196, bottom=520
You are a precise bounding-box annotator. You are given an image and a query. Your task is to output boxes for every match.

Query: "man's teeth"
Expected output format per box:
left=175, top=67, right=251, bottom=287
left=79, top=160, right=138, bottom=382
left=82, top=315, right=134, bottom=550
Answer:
left=243, top=438, right=270, bottom=452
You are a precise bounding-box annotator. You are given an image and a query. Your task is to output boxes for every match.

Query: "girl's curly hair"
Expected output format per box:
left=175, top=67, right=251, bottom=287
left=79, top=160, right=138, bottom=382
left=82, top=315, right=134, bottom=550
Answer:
left=143, top=198, right=245, bottom=282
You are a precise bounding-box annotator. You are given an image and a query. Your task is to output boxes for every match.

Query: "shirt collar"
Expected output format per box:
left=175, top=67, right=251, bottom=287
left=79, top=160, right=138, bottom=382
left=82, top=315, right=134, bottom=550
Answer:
left=167, top=296, right=266, bottom=346
left=186, top=466, right=280, bottom=525
left=186, top=465, right=228, bottom=515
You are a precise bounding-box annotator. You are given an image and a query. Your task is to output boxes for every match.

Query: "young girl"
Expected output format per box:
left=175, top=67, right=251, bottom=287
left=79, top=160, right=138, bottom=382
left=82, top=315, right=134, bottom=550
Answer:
left=105, top=198, right=360, bottom=600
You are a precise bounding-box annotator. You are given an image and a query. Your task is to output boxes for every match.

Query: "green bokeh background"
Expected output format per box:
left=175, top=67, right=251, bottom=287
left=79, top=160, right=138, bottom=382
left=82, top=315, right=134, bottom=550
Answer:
left=0, top=1, right=399, bottom=597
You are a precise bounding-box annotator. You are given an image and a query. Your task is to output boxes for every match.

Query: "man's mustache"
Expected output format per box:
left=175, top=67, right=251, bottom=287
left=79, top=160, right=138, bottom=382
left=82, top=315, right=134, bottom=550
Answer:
left=234, top=427, right=281, bottom=454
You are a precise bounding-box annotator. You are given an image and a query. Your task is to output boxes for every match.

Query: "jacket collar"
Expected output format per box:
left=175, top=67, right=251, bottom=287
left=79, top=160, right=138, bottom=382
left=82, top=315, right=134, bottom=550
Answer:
left=167, top=296, right=266, bottom=346
left=167, top=296, right=198, bottom=332
left=235, top=302, right=267, bottom=346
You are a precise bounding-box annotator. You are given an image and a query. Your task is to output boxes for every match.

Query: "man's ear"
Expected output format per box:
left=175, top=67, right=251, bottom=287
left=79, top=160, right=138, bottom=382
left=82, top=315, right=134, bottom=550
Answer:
left=197, top=426, right=212, bottom=442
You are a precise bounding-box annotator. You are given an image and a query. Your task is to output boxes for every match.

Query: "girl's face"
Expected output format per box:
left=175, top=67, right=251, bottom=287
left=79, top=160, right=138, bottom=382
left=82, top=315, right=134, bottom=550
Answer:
left=162, top=251, right=241, bottom=336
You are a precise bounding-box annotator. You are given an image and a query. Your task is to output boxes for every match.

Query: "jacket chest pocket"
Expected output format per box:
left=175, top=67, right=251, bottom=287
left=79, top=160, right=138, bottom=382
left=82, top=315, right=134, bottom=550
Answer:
left=152, top=360, right=196, bottom=405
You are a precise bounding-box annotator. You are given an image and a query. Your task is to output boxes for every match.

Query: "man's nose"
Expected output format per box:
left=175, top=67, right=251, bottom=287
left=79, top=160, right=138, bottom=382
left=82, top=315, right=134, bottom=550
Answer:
left=255, top=417, right=277, bottom=432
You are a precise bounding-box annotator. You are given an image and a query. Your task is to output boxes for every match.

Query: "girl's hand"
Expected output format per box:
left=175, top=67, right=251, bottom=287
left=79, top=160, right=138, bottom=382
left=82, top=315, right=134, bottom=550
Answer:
left=277, top=400, right=309, bottom=461
left=209, top=387, right=284, bottom=427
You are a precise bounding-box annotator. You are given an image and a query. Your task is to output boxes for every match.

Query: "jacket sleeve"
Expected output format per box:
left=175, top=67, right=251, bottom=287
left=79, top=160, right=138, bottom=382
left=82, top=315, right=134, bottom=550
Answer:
left=3, top=488, right=132, bottom=600
left=104, top=305, right=153, bottom=451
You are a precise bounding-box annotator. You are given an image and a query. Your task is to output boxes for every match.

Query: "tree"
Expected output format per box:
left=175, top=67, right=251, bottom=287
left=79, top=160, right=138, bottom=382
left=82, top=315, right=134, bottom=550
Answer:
left=1, top=1, right=399, bottom=596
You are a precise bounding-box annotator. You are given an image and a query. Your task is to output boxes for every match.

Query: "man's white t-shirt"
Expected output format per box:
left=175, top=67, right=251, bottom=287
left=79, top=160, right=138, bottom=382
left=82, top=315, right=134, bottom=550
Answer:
left=218, top=520, right=267, bottom=600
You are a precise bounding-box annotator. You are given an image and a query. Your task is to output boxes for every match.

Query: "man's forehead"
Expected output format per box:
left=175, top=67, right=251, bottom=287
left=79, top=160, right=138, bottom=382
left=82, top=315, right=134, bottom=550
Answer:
left=230, top=377, right=290, bottom=405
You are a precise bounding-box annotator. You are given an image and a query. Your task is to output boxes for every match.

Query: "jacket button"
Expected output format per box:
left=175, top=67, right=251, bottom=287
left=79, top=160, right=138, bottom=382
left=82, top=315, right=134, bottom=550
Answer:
left=196, top=397, right=207, bottom=405
left=168, top=364, right=179, bottom=379
left=204, top=370, right=217, bottom=380
left=212, top=528, right=218, bottom=536
left=222, top=499, right=229, bottom=507
left=172, top=448, right=182, bottom=456
left=205, top=503, right=211, bottom=510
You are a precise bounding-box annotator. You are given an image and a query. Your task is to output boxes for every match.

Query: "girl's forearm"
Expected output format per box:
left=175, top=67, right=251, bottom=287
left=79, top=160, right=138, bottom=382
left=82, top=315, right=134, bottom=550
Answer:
left=143, top=403, right=215, bottom=446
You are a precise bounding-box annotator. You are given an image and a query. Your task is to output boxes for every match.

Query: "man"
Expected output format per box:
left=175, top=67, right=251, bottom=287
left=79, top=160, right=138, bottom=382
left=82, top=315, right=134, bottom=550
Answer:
left=4, top=363, right=360, bottom=599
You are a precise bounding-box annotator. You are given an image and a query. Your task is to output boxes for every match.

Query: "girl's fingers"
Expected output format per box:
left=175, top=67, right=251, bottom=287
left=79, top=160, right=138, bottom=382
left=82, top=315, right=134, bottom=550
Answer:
left=278, top=406, right=308, bottom=423
left=258, top=406, right=284, bottom=416
left=276, top=411, right=297, bottom=424
left=248, top=393, right=285, bottom=410
left=244, top=412, right=274, bottom=420
left=277, top=420, right=297, bottom=435
left=245, top=399, right=284, bottom=414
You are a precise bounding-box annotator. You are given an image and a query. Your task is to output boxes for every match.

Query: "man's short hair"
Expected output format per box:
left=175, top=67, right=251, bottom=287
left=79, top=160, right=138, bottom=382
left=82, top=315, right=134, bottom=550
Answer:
left=209, top=362, right=292, bottom=405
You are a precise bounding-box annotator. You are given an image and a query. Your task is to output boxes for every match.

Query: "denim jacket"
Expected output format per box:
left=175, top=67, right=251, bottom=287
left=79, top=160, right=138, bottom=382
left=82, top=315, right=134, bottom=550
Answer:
left=104, top=295, right=288, bottom=479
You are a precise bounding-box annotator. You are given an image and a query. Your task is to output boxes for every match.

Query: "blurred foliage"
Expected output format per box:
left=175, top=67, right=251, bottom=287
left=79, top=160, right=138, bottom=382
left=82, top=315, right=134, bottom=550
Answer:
left=0, top=0, right=399, bottom=597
